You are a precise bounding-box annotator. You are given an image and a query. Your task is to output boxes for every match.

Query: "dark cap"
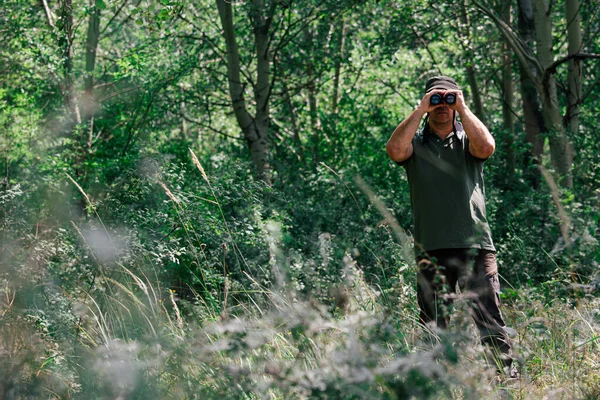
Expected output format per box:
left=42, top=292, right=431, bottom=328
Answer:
left=425, top=76, right=460, bottom=93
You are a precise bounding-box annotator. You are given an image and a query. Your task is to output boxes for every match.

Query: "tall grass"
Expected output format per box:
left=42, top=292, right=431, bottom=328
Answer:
left=0, top=157, right=598, bottom=399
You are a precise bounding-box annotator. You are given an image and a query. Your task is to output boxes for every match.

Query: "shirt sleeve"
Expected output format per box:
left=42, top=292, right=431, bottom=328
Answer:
left=465, top=137, right=490, bottom=162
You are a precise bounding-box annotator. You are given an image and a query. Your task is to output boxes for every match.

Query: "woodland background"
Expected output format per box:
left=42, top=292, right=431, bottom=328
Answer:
left=1, top=0, right=599, bottom=398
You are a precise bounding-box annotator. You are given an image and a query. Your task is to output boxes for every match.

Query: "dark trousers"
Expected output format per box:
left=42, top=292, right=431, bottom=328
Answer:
left=416, top=248, right=512, bottom=363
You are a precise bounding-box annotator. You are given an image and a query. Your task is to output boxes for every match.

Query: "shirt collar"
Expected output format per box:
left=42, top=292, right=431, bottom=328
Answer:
left=455, top=122, right=465, bottom=140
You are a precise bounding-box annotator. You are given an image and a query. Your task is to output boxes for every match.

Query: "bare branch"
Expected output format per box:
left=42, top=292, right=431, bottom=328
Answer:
left=178, top=112, right=244, bottom=140
left=270, top=4, right=323, bottom=59
left=579, top=61, right=600, bottom=104
left=543, top=53, right=600, bottom=103
left=410, top=25, right=443, bottom=75
left=102, top=0, right=142, bottom=39
left=544, top=52, right=600, bottom=78
left=97, top=86, right=139, bottom=103
left=41, top=0, right=56, bottom=28
left=177, top=14, right=226, bottom=58
left=177, top=14, right=255, bottom=90
left=100, top=0, right=128, bottom=35
left=376, top=78, right=415, bottom=109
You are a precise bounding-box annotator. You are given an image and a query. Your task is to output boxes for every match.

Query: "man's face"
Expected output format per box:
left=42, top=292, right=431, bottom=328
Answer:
left=428, top=93, right=453, bottom=125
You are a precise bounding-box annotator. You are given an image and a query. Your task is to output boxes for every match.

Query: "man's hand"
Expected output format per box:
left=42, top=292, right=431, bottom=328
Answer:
left=441, top=90, right=495, bottom=159
left=444, top=89, right=466, bottom=113
left=425, top=89, right=466, bottom=112
left=418, top=91, right=445, bottom=114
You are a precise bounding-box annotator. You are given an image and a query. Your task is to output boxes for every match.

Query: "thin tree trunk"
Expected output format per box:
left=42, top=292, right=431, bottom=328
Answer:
left=58, top=0, right=80, bottom=124
left=501, top=1, right=515, bottom=170
left=3, top=155, right=8, bottom=191
left=84, top=1, right=100, bottom=109
left=459, top=0, right=485, bottom=123
left=331, top=17, right=346, bottom=114
left=84, top=0, right=101, bottom=149
left=303, top=26, right=321, bottom=165
left=533, top=0, right=574, bottom=188
left=304, top=27, right=320, bottom=131
left=518, top=0, right=544, bottom=164
left=216, top=0, right=270, bottom=178
left=252, top=0, right=271, bottom=178
left=565, top=0, right=582, bottom=135
left=281, top=77, right=304, bottom=159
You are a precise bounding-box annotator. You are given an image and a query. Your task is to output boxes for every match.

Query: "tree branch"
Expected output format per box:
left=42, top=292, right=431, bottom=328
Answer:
left=100, top=0, right=128, bottom=35
left=472, top=0, right=544, bottom=92
left=41, top=0, right=56, bottom=28
left=410, top=25, right=443, bottom=75
left=544, top=52, right=600, bottom=78
left=178, top=111, right=244, bottom=140
left=542, top=53, right=600, bottom=99
left=578, top=61, right=600, bottom=105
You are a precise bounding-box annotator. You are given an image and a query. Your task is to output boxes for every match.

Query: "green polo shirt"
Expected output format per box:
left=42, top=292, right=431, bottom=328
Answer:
left=399, top=123, right=495, bottom=252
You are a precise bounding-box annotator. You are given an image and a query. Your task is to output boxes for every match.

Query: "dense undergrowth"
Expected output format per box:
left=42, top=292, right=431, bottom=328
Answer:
left=2, top=1, right=600, bottom=397
left=1, top=147, right=598, bottom=399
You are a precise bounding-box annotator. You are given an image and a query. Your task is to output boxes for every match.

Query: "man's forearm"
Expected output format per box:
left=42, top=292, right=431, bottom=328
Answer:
left=458, top=106, right=495, bottom=159
left=386, top=106, right=425, bottom=162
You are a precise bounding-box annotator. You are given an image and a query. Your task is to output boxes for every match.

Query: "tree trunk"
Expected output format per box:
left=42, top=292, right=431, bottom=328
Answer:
left=252, top=0, right=271, bottom=178
left=84, top=0, right=101, bottom=151
left=501, top=1, right=515, bottom=170
left=533, top=0, right=574, bottom=188
left=517, top=0, right=544, bottom=169
left=281, top=77, right=304, bottom=160
left=331, top=17, right=346, bottom=115
left=84, top=0, right=100, bottom=115
left=216, top=0, right=270, bottom=178
left=303, top=26, right=322, bottom=165
left=459, top=0, right=485, bottom=123
left=304, top=27, right=320, bottom=131
left=475, top=0, right=579, bottom=188
left=565, top=0, right=582, bottom=136
left=58, top=0, right=80, bottom=124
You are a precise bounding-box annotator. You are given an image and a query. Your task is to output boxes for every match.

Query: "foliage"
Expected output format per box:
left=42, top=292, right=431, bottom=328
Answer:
left=1, top=0, right=599, bottom=398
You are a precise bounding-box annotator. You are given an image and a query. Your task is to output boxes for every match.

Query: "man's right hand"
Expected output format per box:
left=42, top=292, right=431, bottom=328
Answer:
left=419, top=91, right=444, bottom=114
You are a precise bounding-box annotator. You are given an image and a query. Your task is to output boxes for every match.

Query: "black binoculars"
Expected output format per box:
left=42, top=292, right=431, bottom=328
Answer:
left=430, top=93, right=456, bottom=105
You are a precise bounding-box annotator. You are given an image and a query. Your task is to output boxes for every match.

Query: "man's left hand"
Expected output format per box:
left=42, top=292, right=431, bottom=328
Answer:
left=445, top=90, right=466, bottom=113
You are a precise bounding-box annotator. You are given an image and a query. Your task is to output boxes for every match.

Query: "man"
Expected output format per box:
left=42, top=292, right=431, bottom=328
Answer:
left=386, top=76, right=516, bottom=377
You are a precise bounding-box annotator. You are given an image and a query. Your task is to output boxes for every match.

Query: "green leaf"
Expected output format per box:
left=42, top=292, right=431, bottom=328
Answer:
left=158, top=9, right=169, bottom=20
